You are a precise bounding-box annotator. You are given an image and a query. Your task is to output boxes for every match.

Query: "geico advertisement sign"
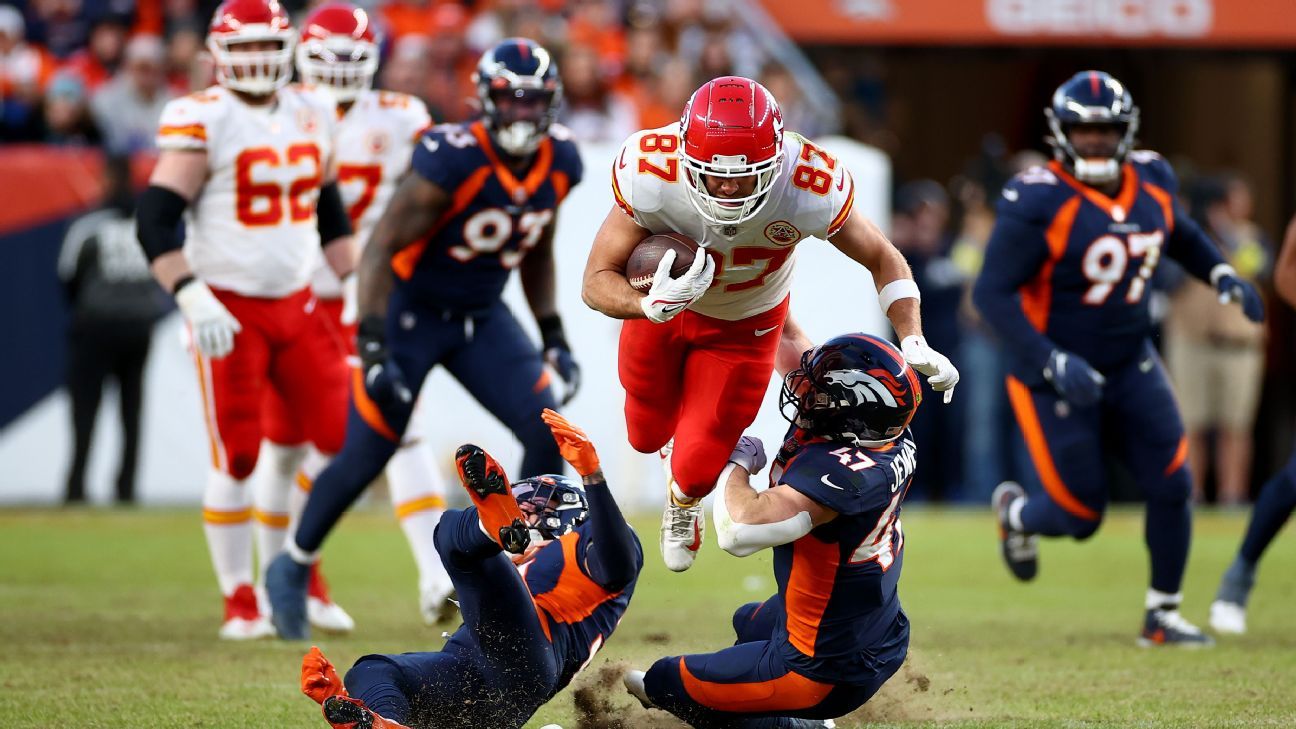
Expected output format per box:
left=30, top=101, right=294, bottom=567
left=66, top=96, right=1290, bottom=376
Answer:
left=987, top=0, right=1212, bottom=37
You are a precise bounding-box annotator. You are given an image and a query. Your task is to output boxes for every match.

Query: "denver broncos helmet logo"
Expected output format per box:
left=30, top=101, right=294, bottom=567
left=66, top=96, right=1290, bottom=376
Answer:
left=824, top=368, right=909, bottom=407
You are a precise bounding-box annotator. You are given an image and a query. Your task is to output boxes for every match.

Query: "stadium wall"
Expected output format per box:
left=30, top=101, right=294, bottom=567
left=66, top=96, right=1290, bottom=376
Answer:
left=0, top=139, right=890, bottom=510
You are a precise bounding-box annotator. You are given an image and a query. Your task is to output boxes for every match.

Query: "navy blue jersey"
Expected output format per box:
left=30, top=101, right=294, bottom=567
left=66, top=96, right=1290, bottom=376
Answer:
left=766, top=427, right=917, bottom=684
left=392, top=120, right=583, bottom=311
left=518, top=523, right=642, bottom=691
left=973, top=153, right=1226, bottom=382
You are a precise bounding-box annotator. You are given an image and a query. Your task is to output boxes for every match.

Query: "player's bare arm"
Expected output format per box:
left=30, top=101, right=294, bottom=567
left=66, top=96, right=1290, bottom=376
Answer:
left=357, top=172, right=450, bottom=318
left=581, top=204, right=653, bottom=319
left=520, top=221, right=559, bottom=319
left=775, top=314, right=813, bottom=377
left=714, top=461, right=836, bottom=558
left=1276, top=213, right=1296, bottom=307
left=142, top=148, right=207, bottom=291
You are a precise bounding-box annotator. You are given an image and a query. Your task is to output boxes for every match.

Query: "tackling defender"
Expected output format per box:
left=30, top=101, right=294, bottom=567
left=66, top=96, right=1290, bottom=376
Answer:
left=1211, top=213, right=1296, bottom=635
left=625, top=334, right=918, bottom=728
left=135, top=0, right=354, bottom=640
left=299, top=410, right=642, bottom=729
left=583, top=75, right=958, bottom=573
left=267, top=37, right=583, bottom=639
left=973, top=71, right=1264, bottom=646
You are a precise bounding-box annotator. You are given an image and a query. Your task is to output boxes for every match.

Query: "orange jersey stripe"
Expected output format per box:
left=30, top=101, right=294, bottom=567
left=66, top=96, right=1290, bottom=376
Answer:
left=1005, top=375, right=1100, bottom=521
left=253, top=509, right=290, bottom=528
left=350, top=367, right=399, bottom=441
left=532, top=369, right=552, bottom=394
left=1142, top=182, right=1175, bottom=235
left=1020, top=195, right=1081, bottom=332
left=191, top=351, right=222, bottom=471
left=1164, top=434, right=1189, bottom=476
left=391, top=166, right=493, bottom=280
left=783, top=535, right=839, bottom=657
left=679, top=658, right=833, bottom=713
left=1050, top=160, right=1138, bottom=219
left=470, top=121, right=554, bottom=201
left=826, top=171, right=855, bottom=236
left=204, top=507, right=252, bottom=525
left=532, top=532, right=622, bottom=625
left=552, top=170, right=570, bottom=204
left=159, top=124, right=207, bottom=141
left=394, top=494, right=447, bottom=520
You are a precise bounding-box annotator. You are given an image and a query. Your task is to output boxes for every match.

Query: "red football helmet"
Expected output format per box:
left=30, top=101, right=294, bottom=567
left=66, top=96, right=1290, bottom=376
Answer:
left=296, top=2, right=379, bottom=103
left=678, top=76, right=784, bottom=225
left=208, top=0, right=295, bottom=95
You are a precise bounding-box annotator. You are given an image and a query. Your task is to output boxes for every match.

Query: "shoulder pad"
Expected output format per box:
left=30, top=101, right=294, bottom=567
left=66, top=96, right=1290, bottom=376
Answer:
left=156, top=90, right=227, bottom=150
left=996, top=166, right=1069, bottom=224
left=1128, top=149, right=1177, bottom=194
left=778, top=437, right=916, bottom=516
left=411, top=123, right=482, bottom=190
left=550, top=133, right=584, bottom=187
left=611, top=127, right=679, bottom=219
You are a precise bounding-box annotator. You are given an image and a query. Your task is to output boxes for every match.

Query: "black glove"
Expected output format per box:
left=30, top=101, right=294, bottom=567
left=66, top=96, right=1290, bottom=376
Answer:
left=357, top=315, right=412, bottom=421
left=1042, top=349, right=1105, bottom=408
left=539, top=315, right=580, bottom=405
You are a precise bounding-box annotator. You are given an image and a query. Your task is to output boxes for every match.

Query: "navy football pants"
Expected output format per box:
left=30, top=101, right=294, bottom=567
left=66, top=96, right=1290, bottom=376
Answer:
left=643, top=595, right=908, bottom=728
left=295, top=292, right=561, bottom=553
left=1007, top=342, right=1192, bottom=594
left=344, top=508, right=559, bottom=728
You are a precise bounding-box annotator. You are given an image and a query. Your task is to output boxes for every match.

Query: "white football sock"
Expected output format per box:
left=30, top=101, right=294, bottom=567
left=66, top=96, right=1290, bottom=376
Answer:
left=1146, top=588, right=1183, bottom=610
left=388, top=438, right=450, bottom=593
left=203, top=470, right=253, bottom=597
left=1008, top=496, right=1027, bottom=532
left=253, top=441, right=307, bottom=578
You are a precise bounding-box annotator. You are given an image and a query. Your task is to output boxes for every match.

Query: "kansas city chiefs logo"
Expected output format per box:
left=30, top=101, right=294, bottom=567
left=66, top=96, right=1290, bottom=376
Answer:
left=823, top=368, right=908, bottom=407
left=764, top=220, right=800, bottom=245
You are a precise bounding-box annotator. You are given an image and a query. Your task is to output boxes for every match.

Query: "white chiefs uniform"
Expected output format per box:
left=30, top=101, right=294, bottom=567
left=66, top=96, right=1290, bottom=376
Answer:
left=155, top=84, right=337, bottom=298
left=311, top=89, right=431, bottom=298
left=611, top=124, right=854, bottom=321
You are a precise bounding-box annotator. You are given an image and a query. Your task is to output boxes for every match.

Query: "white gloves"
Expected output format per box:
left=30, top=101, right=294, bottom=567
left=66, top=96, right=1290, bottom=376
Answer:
left=639, top=249, right=715, bottom=323
left=340, top=273, right=358, bottom=326
left=901, top=334, right=959, bottom=403
left=176, top=280, right=241, bottom=359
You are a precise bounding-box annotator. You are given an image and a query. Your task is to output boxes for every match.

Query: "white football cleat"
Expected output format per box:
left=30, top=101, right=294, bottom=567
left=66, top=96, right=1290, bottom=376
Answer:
left=623, top=669, right=652, bottom=708
left=419, top=582, right=458, bottom=626
left=1209, top=600, right=1247, bottom=635
left=219, top=615, right=276, bottom=641
left=660, top=493, right=705, bottom=572
left=308, top=596, right=356, bottom=635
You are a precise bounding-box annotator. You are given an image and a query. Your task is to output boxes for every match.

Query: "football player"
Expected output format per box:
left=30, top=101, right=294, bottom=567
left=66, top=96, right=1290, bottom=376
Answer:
left=624, top=334, right=917, bottom=728
left=135, top=0, right=354, bottom=640
left=253, top=2, right=453, bottom=628
left=583, top=76, right=958, bottom=573
left=1210, top=213, right=1296, bottom=635
left=266, top=37, right=583, bottom=639
left=298, top=410, right=642, bottom=729
left=972, top=71, right=1264, bottom=646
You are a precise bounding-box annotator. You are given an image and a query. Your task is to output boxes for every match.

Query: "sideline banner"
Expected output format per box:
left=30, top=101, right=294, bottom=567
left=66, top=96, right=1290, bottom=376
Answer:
left=760, top=0, right=1296, bottom=47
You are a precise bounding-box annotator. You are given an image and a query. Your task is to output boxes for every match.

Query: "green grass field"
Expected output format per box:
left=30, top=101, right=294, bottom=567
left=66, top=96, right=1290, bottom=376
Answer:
left=1, top=506, right=1293, bottom=728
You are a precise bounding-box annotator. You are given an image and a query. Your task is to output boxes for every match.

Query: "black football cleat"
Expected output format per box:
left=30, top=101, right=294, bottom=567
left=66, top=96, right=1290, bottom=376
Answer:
left=322, top=695, right=412, bottom=729
left=992, top=481, right=1038, bottom=582
left=1138, top=608, right=1215, bottom=648
left=454, top=444, right=530, bottom=554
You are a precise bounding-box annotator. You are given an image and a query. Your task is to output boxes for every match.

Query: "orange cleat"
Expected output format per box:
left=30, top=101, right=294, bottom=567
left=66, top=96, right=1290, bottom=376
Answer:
left=301, top=646, right=347, bottom=705
left=321, top=695, right=412, bottom=729
left=454, top=444, right=530, bottom=554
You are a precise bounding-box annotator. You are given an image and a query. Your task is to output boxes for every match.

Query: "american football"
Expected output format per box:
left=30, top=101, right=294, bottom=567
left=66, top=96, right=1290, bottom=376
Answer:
left=626, top=232, right=699, bottom=292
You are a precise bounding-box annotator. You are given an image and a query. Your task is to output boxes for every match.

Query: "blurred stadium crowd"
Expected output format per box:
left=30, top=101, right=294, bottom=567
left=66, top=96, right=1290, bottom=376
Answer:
left=2, top=0, right=1282, bottom=508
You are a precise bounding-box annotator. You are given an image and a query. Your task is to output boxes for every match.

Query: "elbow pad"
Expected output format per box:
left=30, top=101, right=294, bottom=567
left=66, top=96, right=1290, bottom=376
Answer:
left=136, top=185, right=188, bottom=262
left=317, top=181, right=353, bottom=245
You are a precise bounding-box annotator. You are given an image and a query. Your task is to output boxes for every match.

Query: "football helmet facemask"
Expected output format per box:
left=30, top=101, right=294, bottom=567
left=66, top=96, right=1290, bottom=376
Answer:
left=473, top=38, right=561, bottom=157
left=1045, top=70, right=1140, bottom=185
left=208, top=0, right=295, bottom=96
left=512, top=474, right=589, bottom=542
left=296, top=2, right=379, bottom=103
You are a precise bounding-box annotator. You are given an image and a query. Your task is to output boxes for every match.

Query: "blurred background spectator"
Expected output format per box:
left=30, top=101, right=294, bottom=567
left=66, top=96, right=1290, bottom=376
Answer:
left=56, top=155, right=169, bottom=505
left=91, top=34, right=173, bottom=155
left=1165, top=175, right=1270, bottom=506
left=40, top=70, right=99, bottom=144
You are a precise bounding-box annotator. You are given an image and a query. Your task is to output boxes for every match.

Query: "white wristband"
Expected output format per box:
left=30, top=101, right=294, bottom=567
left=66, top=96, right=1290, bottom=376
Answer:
left=1209, top=263, right=1236, bottom=288
left=878, top=279, right=921, bottom=314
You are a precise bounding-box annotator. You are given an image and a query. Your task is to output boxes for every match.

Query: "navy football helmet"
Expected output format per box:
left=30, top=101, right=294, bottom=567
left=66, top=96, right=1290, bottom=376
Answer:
left=1045, top=70, right=1139, bottom=185
left=780, top=333, right=922, bottom=446
left=472, top=37, right=561, bottom=157
left=512, top=474, right=588, bottom=540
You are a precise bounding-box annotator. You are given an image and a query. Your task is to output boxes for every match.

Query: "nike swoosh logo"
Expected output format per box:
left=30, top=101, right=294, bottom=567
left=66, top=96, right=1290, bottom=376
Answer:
left=754, top=326, right=778, bottom=337
left=821, top=474, right=844, bottom=490
left=617, top=148, right=627, bottom=169
left=836, top=172, right=846, bottom=191
left=661, top=304, right=685, bottom=315
left=687, top=520, right=702, bottom=552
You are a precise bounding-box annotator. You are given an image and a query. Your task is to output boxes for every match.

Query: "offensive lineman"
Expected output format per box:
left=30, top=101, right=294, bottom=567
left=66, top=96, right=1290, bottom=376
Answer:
left=582, top=76, right=958, bottom=572
left=135, top=0, right=354, bottom=640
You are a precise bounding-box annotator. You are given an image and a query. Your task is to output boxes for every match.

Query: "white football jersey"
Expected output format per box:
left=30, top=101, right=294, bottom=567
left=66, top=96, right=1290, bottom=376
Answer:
left=611, top=124, right=855, bottom=321
left=156, top=84, right=337, bottom=298
left=311, top=89, right=431, bottom=298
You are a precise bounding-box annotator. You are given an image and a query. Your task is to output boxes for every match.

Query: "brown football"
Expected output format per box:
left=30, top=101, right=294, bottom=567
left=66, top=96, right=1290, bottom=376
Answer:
left=626, top=232, right=699, bottom=293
